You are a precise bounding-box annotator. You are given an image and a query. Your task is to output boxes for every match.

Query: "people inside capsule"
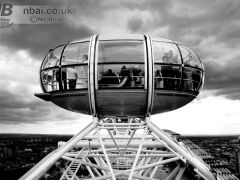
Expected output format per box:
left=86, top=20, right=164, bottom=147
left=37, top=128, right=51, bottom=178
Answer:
left=160, top=50, right=180, bottom=89
left=162, top=55, right=177, bottom=89
left=98, top=65, right=144, bottom=88
left=155, top=69, right=163, bottom=88
left=55, top=57, right=67, bottom=90
left=166, top=50, right=178, bottom=64
left=42, top=71, right=52, bottom=91
left=135, top=67, right=144, bottom=87
left=77, top=65, right=88, bottom=89
left=67, top=67, right=78, bottom=89
left=118, top=65, right=134, bottom=87
left=82, top=55, right=88, bottom=63
left=182, top=53, right=194, bottom=91
left=117, top=65, right=142, bottom=88
left=98, top=69, right=119, bottom=86
left=192, top=69, right=201, bottom=91
left=185, top=52, right=194, bottom=66
left=45, top=50, right=59, bottom=68
left=183, top=68, right=193, bottom=91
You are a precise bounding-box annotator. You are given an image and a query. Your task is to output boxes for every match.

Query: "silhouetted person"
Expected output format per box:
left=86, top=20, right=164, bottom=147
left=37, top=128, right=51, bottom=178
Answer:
left=99, top=69, right=119, bottom=87
left=183, top=68, right=193, bottom=91
left=192, top=70, right=201, bottom=91
left=167, top=50, right=178, bottom=64
left=155, top=69, right=163, bottom=88
left=118, top=66, right=134, bottom=87
left=68, top=67, right=78, bottom=89
left=162, top=51, right=180, bottom=89
left=161, top=56, right=170, bottom=88
left=106, top=69, right=119, bottom=84
left=61, top=57, right=68, bottom=90
left=82, top=55, right=88, bottom=63
left=56, top=57, right=67, bottom=90
left=55, top=69, right=66, bottom=90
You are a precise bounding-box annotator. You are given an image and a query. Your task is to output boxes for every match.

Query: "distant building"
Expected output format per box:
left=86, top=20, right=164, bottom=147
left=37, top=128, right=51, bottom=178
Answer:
left=235, top=137, right=240, bottom=174
left=4, top=147, right=13, bottom=158
left=24, top=148, right=33, bottom=152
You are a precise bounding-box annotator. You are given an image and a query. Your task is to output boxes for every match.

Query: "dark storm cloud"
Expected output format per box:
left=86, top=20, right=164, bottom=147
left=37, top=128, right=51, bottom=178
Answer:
left=123, top=0, right=240, bottom=47
left=0, top=0, right=116, bottom=60
left=159, top=0, right=240, bottom=48
left=0, top=88, right=79, bottom=124
left=0, top=24, right=93, bottom=60
left=3, top=0, right=239, bottom=58
left=127, top=17, right=143, bottom=32
left=204, top=60, right=240, bottom=100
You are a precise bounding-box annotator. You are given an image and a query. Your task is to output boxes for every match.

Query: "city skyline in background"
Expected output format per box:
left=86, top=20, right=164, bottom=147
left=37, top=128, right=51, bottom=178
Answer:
left=0, top=0, right=240, bottom=135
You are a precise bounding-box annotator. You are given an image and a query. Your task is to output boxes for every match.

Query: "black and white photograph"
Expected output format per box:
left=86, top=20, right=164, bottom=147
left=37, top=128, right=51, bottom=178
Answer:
left=0, top=0, right=240, bottom=179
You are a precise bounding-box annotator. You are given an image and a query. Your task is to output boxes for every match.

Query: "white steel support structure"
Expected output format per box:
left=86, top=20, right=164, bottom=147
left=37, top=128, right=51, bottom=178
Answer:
left=20, top=116, right=216, bottom=180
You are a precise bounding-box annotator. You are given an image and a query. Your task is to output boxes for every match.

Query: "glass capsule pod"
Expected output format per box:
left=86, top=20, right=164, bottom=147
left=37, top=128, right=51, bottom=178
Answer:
left=37, top=34, right=204, bottom=117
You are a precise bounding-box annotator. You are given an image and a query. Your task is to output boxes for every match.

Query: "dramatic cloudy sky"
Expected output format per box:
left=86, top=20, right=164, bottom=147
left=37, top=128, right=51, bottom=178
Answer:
left=0, top=0, right=240, bottom=135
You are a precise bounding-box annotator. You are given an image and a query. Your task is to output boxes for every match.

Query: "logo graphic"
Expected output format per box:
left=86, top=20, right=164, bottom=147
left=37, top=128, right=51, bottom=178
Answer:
left=0, top=3, right=14, bottom=28
left=0, top=4, right=72, bottom=27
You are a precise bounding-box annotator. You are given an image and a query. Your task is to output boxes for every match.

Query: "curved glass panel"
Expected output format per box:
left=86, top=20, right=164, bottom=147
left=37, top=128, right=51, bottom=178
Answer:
left=154, top=64, right=181, bottom=89
left=179, top=45, right=201, bottom=68
left=98, top=64, right=144, bottom=88
left=41, top=46, right=64, bottom=70
left=41, top=68, right=60, bottom=92
left=152, top=41, right=181, bottom=64
left=41, top=42, right=89, bottom=92
left=62, top=42, right=89, bottom=65
left=98, top=40, right=144, bottom=63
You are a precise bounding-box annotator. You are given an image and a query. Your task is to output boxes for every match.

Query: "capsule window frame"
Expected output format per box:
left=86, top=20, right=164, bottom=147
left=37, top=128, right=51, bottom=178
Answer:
left=96, top=39, right=147, bottom=90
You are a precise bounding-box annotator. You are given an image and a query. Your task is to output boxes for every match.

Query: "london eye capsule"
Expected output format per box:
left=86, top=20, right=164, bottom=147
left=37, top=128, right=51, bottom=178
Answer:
left=36, top=34, right=204, bottom=118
